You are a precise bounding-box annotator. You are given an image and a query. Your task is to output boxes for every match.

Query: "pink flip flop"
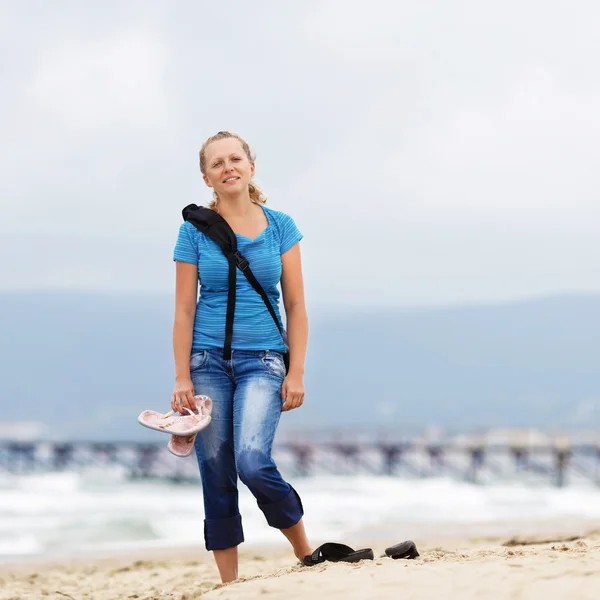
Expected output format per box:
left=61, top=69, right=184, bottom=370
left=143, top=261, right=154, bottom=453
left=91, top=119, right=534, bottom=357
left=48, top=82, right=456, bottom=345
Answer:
left=167, top=434, right=198, bottom=458
left=138, top=396, right=212, bottom=457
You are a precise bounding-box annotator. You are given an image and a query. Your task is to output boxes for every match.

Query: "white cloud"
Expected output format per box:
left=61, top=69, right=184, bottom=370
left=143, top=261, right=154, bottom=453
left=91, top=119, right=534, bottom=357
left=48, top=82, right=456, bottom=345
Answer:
left=28, top=26, right=173, bottom=133
left=419, top=68, right=600, bottom=224
left=2, top=1, right=600, bottom=307
left=283, top=63, right=600, bottom=306
left=1, top=22, right=179, bottom=235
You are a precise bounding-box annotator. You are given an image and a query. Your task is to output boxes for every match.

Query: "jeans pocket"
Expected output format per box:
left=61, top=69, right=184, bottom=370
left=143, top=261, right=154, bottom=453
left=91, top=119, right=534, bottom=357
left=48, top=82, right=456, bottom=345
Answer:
left=190, top=350, right=208, bottom=372
left=262, top=352, right=285, bottom=379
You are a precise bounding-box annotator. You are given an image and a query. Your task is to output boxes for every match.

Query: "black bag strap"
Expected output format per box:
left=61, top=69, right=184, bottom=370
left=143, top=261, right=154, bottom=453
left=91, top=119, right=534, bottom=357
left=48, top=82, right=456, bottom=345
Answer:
left=224, top=254, right=236, bottom=360
left=182, top=204, right=287, bottom=362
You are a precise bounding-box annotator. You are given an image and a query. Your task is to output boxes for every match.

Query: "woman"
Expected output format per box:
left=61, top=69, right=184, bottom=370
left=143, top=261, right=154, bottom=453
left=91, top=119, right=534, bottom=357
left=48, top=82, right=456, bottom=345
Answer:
left=171, top=131, right=312, bottom=583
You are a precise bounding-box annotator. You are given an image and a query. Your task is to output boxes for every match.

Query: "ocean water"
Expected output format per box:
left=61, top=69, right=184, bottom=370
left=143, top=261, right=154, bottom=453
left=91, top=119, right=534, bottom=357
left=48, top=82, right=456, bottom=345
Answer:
left=1, top=468, right=600, bottom=561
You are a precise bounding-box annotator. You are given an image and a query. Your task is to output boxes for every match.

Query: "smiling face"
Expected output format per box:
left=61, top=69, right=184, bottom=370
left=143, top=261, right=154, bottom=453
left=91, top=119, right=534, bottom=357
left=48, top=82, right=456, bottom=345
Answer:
left=201, top=137, right=255, bottom=198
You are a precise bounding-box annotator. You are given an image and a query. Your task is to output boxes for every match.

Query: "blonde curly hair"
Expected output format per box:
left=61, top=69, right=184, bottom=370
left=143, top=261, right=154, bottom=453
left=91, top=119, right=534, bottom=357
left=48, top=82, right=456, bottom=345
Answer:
left=199, top=131, right=266, bottom=211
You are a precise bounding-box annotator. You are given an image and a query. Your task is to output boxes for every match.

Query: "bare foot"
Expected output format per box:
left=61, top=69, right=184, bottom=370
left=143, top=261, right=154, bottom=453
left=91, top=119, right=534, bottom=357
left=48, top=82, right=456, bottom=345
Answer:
left=294, top=545, right=313, bottom=562
left=280, top=518, right=312, bottom=564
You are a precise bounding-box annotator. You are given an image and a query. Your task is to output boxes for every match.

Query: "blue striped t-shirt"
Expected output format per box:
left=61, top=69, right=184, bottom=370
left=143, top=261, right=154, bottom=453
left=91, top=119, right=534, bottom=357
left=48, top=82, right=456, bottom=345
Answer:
left=173, top=205, right=303, bottom=352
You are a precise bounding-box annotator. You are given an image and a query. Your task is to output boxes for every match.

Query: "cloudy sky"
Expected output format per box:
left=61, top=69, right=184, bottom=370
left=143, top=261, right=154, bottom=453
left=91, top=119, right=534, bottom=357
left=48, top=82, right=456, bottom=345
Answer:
left=2, top=0, right=599, bottom=309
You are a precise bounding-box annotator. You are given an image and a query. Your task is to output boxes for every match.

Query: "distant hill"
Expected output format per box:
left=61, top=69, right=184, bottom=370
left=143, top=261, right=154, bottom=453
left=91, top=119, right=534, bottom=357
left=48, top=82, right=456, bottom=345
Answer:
left=1, top=291, right=599, bottom=440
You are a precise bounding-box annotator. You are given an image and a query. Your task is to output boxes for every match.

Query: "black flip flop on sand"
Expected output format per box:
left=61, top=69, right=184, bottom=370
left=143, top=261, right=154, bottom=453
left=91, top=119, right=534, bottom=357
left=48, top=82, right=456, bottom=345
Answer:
left=384, top=540, right=420, bottom=560
left=303, top=543, right=374, bottom=566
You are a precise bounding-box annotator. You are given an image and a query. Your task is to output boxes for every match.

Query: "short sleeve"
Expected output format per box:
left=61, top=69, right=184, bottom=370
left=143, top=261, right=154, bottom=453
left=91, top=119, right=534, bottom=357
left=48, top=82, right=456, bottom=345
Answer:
left=173, top=222, right=199, bottom=265
left=278, top=213, right=303, bottom=255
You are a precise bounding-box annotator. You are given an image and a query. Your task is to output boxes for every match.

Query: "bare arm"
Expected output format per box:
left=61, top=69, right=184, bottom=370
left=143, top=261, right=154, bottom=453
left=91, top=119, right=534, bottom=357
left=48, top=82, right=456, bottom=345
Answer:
left=280, top=242, right=308, bottom=410
left=171, top=261, right=198, bottom=412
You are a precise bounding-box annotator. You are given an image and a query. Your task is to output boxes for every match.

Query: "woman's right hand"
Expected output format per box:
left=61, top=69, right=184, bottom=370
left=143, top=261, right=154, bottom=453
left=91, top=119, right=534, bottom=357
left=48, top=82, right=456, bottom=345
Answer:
left=171, top=377, right=197, bottom=414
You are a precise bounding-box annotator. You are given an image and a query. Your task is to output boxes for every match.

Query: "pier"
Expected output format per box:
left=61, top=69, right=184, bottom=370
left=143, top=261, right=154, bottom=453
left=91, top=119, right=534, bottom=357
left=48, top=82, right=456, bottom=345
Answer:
left=1, top=429, right=599, bottom=487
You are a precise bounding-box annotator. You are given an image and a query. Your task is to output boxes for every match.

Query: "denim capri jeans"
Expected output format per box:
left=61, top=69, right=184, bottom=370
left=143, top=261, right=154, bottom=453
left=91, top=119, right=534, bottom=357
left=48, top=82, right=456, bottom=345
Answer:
left=190, top=348, right=304, bottom=551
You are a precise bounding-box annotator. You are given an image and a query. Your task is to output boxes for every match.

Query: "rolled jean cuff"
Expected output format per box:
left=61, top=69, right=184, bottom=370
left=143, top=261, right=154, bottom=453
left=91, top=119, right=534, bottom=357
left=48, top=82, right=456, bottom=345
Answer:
left=204, top=513, right=244, bottom=551
left=258, top=485, right=304, bottom=530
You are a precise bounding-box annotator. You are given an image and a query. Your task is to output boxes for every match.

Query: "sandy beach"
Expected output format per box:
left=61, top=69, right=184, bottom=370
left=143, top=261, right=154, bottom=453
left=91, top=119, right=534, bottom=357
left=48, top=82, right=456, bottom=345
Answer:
left=1, top=527, right=599, bottom=600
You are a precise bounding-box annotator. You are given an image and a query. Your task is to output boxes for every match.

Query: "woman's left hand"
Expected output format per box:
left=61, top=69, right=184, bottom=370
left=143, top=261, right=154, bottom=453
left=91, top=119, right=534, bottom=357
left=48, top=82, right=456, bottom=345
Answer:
left=281, top=372, right=305, bottom=411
